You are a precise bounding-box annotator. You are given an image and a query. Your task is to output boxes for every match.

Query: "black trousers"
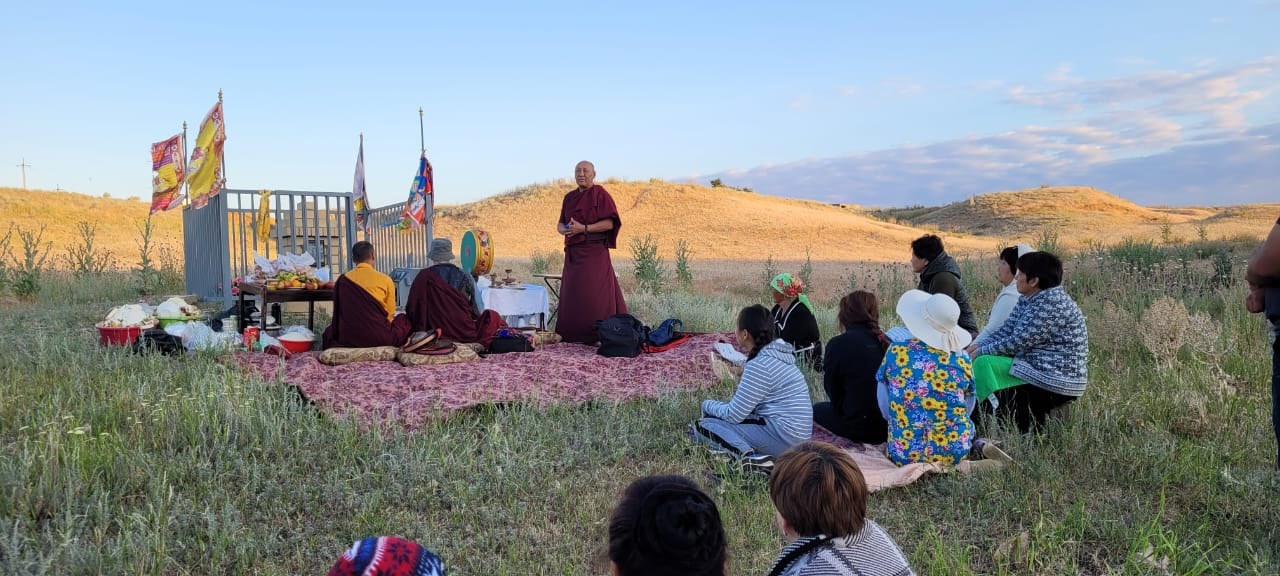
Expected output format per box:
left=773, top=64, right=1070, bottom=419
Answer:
left=812, top=402, right=888, bottom=444
left=975, top=384, right=1075, bottom=434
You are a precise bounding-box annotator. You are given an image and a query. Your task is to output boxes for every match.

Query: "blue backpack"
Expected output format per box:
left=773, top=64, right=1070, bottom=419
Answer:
left=646, top=318, right=684, bottom=347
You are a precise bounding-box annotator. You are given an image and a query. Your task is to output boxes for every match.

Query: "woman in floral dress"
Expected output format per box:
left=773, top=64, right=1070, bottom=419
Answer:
left=877, top=290, right=976, bottom=466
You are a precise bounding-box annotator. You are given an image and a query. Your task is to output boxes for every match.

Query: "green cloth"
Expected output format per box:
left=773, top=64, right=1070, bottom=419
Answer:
left=770, top=273, right=814, bottom=314
left=973, top=354, right=1027, bottom=400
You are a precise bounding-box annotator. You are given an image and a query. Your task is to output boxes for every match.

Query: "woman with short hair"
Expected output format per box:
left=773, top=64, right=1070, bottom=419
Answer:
left=976, top=244, right=1034, bottom=343
left=967, top=251, right=1089, bottom=433
left=766, top=441, right=915, bottom=576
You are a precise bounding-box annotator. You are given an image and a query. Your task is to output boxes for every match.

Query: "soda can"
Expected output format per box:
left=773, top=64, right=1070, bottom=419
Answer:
left=244, top=326, right=260, bottom=349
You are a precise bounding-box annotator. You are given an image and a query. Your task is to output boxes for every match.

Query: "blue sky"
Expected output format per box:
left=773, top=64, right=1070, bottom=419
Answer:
left=1, top=1, right=1277, bottom=207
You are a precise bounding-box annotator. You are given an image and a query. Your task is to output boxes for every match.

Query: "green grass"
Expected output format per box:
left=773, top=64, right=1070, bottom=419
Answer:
left=2, top=247, right=1279, bottom=574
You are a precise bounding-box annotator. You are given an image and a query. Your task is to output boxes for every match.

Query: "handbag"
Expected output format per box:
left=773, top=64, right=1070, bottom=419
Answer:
left=594, top=314, right=647, bottom=358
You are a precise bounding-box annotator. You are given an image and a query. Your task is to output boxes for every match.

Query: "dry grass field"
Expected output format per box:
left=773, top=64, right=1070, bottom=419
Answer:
left=5, top=183, right=1275, bottom=272
left=866, top=186, right=1279, bottom=247
left=0, top=187, right=183, bottom=270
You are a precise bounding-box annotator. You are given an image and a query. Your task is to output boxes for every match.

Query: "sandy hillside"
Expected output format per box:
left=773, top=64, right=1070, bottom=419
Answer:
left=868, top=186, right=1278, bottom=245
left=432, top=179, right=994, bottom=262
left=0, top=188, right=182, bottom=268
left=4, top=182, right=1275, bottom=269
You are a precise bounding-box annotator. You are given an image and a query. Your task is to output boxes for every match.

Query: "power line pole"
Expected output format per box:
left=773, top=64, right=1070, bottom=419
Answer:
left=16, top=157, right=31, bottom=189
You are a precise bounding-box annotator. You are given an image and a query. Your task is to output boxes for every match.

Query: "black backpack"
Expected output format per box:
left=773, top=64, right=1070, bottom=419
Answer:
left=132, top=329, right=184, bottom=356
left=594, top=314, right=647, bottom=358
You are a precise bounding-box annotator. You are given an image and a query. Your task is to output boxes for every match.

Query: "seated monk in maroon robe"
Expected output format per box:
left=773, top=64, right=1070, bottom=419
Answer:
left=555, top=160, right=628, bottom=344
left=322, top=241, right=412, bottom=349
left=404, top=239, right=506, bottom=348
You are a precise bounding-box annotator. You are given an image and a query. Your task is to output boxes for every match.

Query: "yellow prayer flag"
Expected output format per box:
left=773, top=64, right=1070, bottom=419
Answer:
left=187, top=101, right=226, bottom=209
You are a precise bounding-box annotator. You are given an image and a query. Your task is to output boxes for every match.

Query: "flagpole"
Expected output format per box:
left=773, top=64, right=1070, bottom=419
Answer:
left=181, top=121, right=189, bottom=208
left=357, top=132, right=365, bottom=240
left=419, top=106, right=433, bottom=255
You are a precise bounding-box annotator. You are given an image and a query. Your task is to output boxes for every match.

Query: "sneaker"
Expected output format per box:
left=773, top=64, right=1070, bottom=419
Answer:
left=690, top=422, right=737, bottom=458
left=741, top=452, right=775, bottom=476
left=971, top=438, right=1013, bottom=463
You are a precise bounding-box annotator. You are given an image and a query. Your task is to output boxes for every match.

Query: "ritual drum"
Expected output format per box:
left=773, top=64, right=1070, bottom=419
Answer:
left=460, top=230, right=495, bottom=276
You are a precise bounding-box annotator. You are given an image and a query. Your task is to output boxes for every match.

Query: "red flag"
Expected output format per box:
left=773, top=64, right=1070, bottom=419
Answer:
left=150, top=134, right=186, bottom=214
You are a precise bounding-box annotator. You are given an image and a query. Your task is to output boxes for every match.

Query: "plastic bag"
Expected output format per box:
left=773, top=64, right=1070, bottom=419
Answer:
left=183, top=323, right=239, bottom=351
left=164, top=322, right=190, bottom=338
left=279, top=325, right=316, bottom=340
left=253, top=253, right=276, bottom=277
left=257, top=333, right=282, bottom=351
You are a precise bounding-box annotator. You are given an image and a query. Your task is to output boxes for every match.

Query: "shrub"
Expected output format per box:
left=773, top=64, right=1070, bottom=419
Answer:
left=11, top=225, right=51, bottom=299
left=135, top=217, right=162, bottom=295
left=1107, top=238, right=1167, bottom=272
left=0, top=225, right=12, bottom=294
left=798, top=246, right=814, bottom=290
left=629, top=234, right=666, bottom=295
left=530, top=248, right=563, bottom=275
left=674, top=239, right=693, bottom=291
left=760, top=255, right=779, bottom=300
left=63, top=221, right=114, bottom=275
left=1034, top=225, right=1065, bottom=257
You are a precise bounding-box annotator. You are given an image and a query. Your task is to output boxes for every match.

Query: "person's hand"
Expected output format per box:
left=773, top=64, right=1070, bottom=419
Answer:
left=1246, top=286, right=1265, bottom=314
left=568, top=218, right=587, bottom=235
left=964, top=343, right=978, bottom=356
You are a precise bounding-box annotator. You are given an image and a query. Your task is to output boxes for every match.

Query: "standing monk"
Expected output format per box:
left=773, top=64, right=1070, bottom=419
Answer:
left=555, top=161, right=627, bottom=344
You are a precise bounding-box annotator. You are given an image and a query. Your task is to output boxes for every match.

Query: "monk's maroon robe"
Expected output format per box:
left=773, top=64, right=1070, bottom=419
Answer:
left=556, top=184, right=627, bottom=344
left=405, top=270, right=506, bottom=348
left=321, top=275, right=412, bottom=349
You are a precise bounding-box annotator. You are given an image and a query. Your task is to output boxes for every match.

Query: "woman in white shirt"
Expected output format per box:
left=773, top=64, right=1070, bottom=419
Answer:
left=976, top=244, right=1034, bottom=343
left=971, top=244, right=1032, bottom=417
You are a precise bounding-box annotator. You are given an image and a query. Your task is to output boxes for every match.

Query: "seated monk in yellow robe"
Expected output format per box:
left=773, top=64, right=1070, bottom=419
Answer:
left=321, top=241, right=412, bottom=350
left=405, top=238, right=506, bottom=349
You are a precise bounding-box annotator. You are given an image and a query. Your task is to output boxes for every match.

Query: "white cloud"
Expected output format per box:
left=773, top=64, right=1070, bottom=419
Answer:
left=1006, top=56, right=1277, bottom=132
left=787, top=94, right=815, bottom=112
left=881, top=77, right=923, bottom=98
left=692, top=58, right=1280, bottom=206
left=1047, top=64, right=1083, bottom=84
left=836, top=85, right=860, bottom=97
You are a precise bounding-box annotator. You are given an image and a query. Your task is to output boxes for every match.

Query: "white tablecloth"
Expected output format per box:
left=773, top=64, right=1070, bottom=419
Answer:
left=478, top=283, right=550, bottom=327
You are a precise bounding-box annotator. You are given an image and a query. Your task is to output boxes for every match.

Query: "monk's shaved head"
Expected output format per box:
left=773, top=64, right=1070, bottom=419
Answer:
left=574, top=161, right=596, bottom=190
left=352, top=241, right=376, bottom=263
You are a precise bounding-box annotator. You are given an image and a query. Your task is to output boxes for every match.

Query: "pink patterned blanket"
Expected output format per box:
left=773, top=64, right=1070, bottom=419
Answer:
left=231, top=333, right=727, bottom=429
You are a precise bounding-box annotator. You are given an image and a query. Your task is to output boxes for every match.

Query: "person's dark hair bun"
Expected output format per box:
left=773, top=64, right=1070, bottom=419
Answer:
left=609, top=476, right=727, bottom=576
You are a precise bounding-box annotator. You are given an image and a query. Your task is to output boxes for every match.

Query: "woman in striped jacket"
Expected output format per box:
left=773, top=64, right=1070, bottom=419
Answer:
left=692, top=305, right=813, bottom=475
left=766, top=442, right=915, bottom=576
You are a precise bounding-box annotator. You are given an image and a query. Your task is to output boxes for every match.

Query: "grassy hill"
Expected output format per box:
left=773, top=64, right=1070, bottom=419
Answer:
left=0, top=187, right=183, bottom=269
left=4, top=183, right=1276, bottom=270
left=432, top=179, right=994, bottom=262
left=867, top=186, right=1279, bottom=244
